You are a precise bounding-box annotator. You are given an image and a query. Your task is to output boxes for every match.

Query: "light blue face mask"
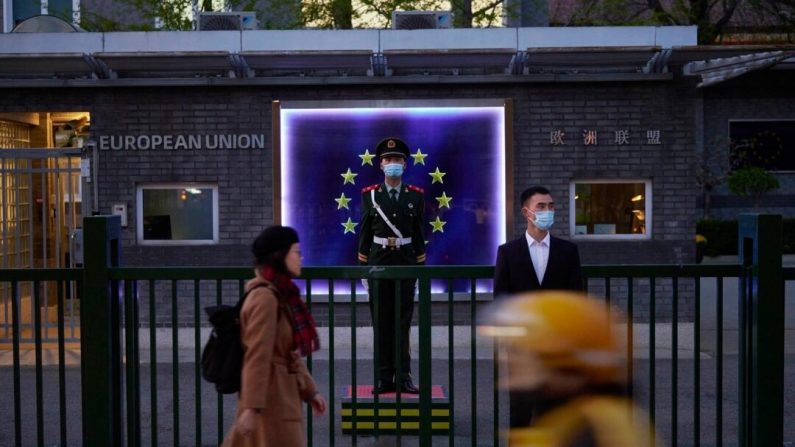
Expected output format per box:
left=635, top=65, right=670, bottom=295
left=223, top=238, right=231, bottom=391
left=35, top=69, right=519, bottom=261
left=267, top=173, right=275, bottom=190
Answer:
left=531, top=210, right=555, bottom=231
left=384, top=163, right=404, bottom=177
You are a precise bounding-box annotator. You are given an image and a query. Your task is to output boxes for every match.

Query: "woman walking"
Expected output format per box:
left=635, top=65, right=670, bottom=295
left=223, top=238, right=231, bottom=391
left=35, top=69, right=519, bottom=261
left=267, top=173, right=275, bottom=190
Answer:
left=224, top=225, right=326, bottom=447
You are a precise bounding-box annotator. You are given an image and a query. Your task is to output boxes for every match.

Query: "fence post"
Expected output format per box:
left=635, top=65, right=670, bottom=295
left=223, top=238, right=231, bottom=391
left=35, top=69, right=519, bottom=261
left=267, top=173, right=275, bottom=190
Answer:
left=737, top=214, right=783, bottom=447
left=81, top=215, right=122, bottom=446
left=417, top=276, right=432, bottom=447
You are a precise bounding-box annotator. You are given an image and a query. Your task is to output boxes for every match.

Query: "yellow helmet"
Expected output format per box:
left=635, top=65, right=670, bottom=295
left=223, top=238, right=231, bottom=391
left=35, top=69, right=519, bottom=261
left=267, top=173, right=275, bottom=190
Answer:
left=480, top=291, right=625, bottom=385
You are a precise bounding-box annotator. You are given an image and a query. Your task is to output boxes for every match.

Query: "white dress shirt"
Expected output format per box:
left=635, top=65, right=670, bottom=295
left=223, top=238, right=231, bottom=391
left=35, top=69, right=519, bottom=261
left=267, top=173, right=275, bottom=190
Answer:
left=525, top=231, right=550, bottom=284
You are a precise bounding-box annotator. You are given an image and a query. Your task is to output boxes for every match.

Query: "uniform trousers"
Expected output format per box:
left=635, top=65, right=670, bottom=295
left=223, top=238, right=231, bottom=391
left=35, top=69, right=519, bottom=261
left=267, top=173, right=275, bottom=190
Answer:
left=368, top=278, right=416, bottom=382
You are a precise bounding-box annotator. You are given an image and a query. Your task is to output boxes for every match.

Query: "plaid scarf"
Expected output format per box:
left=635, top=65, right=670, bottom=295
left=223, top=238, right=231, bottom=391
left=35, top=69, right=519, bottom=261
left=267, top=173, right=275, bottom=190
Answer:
left=260, top=265, right=320, bottom=357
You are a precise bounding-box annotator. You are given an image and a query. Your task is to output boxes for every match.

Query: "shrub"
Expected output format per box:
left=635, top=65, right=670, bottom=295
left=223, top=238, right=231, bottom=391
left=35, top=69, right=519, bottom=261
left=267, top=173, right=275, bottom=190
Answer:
left=726, top=167, right=780, bottom=207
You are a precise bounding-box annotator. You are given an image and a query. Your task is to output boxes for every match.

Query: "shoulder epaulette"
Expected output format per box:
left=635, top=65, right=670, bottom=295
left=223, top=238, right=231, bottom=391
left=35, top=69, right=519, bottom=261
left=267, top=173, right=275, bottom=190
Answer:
left=362, top=183, right=380, bottom=193
left=407, top=184, right=424, bottom=194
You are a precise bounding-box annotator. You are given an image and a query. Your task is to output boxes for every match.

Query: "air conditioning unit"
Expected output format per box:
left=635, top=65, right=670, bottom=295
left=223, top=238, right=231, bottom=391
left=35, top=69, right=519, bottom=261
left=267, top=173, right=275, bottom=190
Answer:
left=198, top=12, right=257, bottom=31
left=392, top=11, right=453, bottom=30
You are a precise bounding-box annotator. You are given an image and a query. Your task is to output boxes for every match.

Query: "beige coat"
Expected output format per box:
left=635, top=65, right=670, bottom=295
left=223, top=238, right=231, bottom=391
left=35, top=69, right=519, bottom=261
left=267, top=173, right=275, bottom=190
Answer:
left=223, top=276, right=318, bottom=447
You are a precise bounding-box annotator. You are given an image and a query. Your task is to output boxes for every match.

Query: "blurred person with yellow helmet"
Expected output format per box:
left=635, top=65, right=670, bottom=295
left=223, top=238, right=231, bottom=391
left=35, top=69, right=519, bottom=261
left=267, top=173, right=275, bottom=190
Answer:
left=479, top=291, right=657, bottom=447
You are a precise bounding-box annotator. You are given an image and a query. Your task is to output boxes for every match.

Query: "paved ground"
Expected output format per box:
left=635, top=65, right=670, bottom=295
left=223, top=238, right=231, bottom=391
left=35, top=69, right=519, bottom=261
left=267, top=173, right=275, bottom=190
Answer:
left=2, top=342, right=795, bottom=447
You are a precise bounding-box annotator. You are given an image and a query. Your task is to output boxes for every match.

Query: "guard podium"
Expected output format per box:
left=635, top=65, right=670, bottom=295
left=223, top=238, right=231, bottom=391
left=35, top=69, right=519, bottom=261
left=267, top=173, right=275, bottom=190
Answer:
left=340, top=385, right=451, bottom=435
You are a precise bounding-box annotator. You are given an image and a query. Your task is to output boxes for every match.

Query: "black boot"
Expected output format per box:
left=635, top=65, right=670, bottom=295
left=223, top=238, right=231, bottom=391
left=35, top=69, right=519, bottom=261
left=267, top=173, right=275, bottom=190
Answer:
left=399, top=375, right=419, bottom=394
left=372, top=379, right=396, bottom=394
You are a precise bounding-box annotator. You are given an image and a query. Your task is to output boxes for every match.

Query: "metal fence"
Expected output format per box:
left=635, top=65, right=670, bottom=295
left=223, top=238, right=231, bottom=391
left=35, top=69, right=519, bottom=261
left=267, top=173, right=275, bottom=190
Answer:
left=0, top=214, right=789, bottom=447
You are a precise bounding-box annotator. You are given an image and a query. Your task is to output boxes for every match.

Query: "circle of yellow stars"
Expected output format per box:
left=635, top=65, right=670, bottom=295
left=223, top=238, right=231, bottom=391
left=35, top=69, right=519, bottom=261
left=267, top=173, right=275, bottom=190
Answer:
left=336, top=146, right=452, bottom=234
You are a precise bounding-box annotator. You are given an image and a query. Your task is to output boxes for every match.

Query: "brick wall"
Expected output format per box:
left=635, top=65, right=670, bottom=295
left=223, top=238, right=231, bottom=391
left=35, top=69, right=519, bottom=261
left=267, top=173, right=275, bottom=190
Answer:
left=89, top=87, right=273, bottom=266
left=0, top=82, right=696, bottom=265
left=0, top=80, right=699, bottom=320
left=512, top=81, right=697, bottom=265
left=701, top=71, right=795, bottom=221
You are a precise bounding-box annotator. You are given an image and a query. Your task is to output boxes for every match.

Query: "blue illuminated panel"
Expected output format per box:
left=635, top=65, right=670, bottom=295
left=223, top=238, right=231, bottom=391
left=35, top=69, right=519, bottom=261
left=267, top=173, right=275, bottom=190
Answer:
left=279, top=103, right=506, bottom=271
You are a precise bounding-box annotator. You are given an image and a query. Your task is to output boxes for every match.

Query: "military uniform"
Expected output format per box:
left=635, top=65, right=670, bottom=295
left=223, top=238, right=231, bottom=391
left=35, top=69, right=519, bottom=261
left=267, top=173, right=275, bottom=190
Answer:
left=357, top=137, right=426, bottom=393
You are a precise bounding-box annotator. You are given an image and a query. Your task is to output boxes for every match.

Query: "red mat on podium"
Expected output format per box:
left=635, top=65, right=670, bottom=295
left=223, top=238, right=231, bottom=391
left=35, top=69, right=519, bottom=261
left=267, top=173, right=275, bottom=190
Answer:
left=342, top=384, right=446, bottom=399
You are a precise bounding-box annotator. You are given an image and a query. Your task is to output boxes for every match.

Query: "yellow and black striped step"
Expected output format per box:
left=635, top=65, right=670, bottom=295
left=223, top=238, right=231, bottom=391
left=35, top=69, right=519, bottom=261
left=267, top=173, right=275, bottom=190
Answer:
left=340, top=385, right=451, bottom=435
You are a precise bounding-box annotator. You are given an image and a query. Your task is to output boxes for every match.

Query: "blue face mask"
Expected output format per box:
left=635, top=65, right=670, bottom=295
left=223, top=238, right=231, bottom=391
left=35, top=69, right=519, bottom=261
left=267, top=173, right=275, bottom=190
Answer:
left=531, top=210, right=555, bottom=231
left=383, top=163, right=404, bottom=177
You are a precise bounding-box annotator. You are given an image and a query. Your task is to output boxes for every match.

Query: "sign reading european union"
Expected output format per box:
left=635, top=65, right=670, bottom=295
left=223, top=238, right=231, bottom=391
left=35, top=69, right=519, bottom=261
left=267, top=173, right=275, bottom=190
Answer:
left=278, top=101, right=507, bottom=272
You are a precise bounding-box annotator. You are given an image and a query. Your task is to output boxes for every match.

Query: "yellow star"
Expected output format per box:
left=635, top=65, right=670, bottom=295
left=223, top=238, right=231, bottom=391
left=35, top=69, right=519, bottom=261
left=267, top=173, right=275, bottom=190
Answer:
left=430, top=216, right=447, bottom=233
left=411, top=148, right=428, bottom=165
left=335, top=192, right=352, bottom=209
left=341, top=217, right=358, bottom=234
left=428, top=167, right=446, bottom=184
left=340, top=168, right=358, bottom=185
left=358, top=149, right=375, bottom=166
left=436, top=192, right=452, bottom=209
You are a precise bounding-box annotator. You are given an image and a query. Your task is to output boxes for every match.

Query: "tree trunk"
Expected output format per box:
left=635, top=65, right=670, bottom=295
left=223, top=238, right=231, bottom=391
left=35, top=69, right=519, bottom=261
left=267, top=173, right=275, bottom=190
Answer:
left=331, top=0, right=352, bottom=29
left=452, top=0, right=473, bottom=28
left=703, top=186, right=711, bottom=220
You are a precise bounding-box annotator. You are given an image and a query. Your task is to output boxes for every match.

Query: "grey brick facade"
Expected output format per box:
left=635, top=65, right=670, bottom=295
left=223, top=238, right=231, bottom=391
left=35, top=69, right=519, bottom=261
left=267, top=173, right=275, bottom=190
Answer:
left=0, top=80, right=708, bottom=321
left=0, top=81, right=701, bottom=266
left=700, top=71, right=795, bottom=220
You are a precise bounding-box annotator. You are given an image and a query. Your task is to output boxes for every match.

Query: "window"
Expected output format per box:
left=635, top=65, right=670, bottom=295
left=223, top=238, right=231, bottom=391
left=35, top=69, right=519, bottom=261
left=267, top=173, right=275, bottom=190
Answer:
left=570, top=181, right=651, bottom=240
left=729, top=120, right=795, bottom=172
left=137, top=184, right=218, bottom=245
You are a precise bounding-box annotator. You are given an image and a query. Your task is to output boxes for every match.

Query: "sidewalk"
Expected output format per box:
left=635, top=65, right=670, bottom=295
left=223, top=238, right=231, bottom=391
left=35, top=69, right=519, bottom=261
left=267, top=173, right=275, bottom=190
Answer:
left=7, top=322, right=795, bottom=367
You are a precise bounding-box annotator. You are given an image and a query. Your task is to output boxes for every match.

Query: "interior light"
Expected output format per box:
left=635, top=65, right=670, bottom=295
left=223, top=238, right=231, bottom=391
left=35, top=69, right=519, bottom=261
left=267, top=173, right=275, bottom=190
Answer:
left=631, top=194, right=643, bottom=202
left=186, top=188, right=202, bottom=195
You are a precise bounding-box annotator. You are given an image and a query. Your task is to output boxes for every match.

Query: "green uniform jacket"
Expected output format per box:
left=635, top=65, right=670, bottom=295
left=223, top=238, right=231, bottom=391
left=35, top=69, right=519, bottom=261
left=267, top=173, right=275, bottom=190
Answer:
left=358, top=183, right=426, bottom=266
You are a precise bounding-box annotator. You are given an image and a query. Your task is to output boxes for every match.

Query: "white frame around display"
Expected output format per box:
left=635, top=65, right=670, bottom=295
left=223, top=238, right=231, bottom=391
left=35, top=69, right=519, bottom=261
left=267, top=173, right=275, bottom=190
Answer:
left=136, top=183, right=219, bottom=245
left=569, top=179, right=652, bottom=240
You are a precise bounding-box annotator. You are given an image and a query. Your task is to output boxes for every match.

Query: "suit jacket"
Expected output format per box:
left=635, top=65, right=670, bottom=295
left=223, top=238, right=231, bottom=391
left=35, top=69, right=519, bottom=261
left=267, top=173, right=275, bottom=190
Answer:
left=493, top=234, right=583, bottom=297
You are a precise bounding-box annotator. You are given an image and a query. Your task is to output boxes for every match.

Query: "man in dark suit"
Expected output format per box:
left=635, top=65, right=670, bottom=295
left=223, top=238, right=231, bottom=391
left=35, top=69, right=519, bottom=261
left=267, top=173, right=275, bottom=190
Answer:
left=493, top=185, right=583, bottom=429
left=358, top=137, right=426, bottom=394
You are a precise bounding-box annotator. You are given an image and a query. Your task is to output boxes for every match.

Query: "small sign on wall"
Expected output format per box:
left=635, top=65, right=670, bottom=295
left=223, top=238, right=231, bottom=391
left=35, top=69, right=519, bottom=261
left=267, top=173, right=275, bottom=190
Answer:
left=112, top=203, right=127, bottom=227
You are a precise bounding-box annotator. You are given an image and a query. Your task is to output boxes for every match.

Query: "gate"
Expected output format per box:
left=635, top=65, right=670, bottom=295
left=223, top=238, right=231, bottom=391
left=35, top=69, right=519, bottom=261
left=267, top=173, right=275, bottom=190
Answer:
left=0, top=145, right=83, bottom=344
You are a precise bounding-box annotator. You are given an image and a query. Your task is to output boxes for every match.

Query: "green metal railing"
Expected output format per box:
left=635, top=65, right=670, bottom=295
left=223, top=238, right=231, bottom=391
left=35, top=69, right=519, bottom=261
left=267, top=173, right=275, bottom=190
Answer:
left=0, top=268, right=81, bottom=447
left=0, top=214, right=789, bottom=446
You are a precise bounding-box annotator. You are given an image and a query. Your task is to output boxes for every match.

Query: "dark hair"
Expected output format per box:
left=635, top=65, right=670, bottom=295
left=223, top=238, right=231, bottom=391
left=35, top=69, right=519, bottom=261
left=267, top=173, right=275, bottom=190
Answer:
left=251, top=225, right=299, bottom=273
left=520, top=186, right=551, bottom=207
left=258, top=248, right=291, bottom=273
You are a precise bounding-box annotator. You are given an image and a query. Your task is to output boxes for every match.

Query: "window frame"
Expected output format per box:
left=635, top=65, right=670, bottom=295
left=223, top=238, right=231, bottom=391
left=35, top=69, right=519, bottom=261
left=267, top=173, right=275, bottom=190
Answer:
left=569, top=179, right=652, bottom=241
left=136, top=183, right=219, bottom=246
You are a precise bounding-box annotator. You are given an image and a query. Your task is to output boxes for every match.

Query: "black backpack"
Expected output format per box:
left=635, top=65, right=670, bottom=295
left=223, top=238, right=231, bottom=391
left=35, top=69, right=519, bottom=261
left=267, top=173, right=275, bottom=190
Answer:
left=201, top=284, right=267, bottom=394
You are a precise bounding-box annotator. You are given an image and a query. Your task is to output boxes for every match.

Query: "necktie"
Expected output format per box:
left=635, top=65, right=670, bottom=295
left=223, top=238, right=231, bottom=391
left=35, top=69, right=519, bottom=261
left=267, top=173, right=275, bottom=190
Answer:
left=390, top=189, right=398, bottom=203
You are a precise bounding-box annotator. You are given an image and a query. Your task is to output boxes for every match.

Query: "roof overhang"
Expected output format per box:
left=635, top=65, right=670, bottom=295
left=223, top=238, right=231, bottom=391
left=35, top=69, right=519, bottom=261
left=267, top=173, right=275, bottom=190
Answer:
left=0, top=27, right=716, bottom=87
left=680, top=46, right=795, bottom=87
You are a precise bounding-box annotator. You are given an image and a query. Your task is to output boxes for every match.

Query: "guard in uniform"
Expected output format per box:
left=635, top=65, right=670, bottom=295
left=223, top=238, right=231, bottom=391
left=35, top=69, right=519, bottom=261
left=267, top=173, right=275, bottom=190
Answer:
left=358, top=137, right=426, bottom=394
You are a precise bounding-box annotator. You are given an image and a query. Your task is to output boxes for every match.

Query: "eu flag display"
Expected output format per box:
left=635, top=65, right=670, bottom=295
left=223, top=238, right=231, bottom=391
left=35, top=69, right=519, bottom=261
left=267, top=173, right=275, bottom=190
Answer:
left=279, top=104, right=506, bottom=269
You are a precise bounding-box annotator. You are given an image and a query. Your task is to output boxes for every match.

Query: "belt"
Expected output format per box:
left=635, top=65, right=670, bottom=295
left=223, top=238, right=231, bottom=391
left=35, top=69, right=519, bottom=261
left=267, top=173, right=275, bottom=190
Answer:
left=373, top=236, right=412, bottom=248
